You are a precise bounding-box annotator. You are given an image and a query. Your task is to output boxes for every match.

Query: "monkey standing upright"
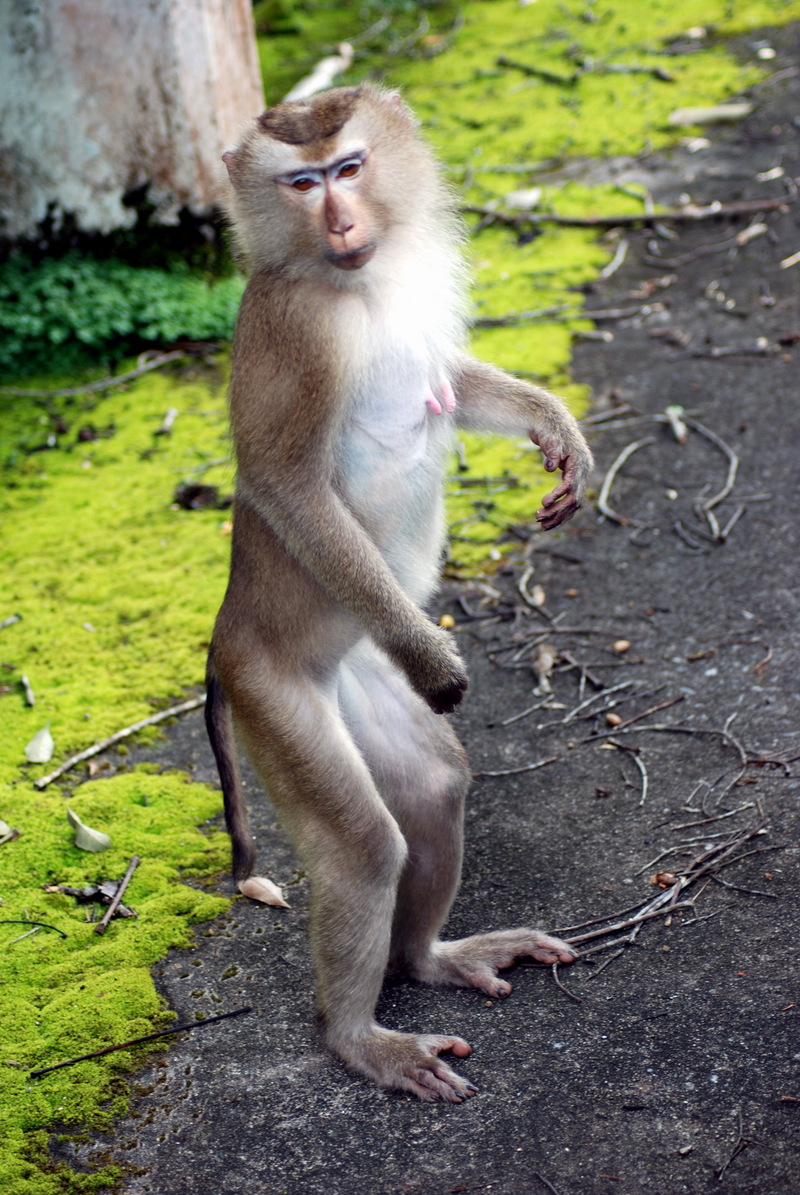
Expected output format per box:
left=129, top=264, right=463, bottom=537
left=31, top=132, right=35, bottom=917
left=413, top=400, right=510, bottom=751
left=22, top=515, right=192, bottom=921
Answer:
left=206, top=84, right=593, bottom=1102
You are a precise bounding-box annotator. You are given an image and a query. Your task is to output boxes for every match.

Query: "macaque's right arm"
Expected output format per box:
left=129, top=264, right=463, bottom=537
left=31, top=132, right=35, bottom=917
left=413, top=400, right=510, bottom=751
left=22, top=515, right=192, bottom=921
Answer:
left=229, top=279, right=467, bottom=712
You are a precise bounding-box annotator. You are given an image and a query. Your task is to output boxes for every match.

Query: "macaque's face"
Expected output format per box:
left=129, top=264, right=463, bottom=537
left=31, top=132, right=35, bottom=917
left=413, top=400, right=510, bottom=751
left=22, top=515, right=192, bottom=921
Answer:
left=221, top=86, right=433, bottom=279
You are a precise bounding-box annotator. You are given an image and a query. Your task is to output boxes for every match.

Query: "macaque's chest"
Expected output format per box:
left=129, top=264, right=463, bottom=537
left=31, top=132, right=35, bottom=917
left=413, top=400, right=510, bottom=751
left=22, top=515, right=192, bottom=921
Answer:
left=338, top=317, right=452, bottom=594
left=342, top=319, right=450, bottom=489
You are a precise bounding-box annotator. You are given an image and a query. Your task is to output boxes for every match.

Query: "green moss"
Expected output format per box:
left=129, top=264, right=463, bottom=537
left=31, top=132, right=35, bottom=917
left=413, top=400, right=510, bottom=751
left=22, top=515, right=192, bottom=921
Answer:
left=0, top=772, right=229, bottom=1195
left=3, top=1, right=800, bottom=1188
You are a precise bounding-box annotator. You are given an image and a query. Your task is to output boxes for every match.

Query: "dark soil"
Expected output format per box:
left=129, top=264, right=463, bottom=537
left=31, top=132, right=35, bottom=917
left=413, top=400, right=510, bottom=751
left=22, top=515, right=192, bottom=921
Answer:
left=69, top=27, right=799, bottom=1195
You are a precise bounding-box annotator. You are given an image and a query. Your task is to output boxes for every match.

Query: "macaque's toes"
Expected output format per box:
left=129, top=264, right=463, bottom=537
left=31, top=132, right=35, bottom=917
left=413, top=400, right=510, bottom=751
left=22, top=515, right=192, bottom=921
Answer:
left=529, top=932, right=578, bottom=965
left=405, top=1036, right=476, bottom=1103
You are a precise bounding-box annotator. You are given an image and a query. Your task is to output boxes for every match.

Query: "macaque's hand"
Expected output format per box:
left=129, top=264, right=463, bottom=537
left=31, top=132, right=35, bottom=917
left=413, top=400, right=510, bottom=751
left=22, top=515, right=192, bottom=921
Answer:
left=530, top=433, right=587, bottom=530
left=394, top=626, right=469, bottom=715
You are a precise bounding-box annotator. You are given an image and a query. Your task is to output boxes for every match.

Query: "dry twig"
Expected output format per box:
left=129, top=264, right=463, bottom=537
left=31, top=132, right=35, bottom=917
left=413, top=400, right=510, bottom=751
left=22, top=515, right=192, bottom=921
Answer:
left=462, top=196, right=790, bottom=231
left=94, top=856, right=140, bottom=936
left=597, top=437, right=655, bottom=524
left=0, top=352, right=187, bottom=399
left=34, top=695, right=206, bottom=789
left=473, top=755, right=559, bottom=779
left=30, top=1007, right=253, bottom=1078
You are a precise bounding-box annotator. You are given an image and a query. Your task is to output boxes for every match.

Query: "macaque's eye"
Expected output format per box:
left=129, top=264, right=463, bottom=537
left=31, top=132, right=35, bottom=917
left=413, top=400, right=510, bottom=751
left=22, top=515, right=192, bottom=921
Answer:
left=291, top=175, right=319, bottom=193
left=336, top=159, right=363, bottom=180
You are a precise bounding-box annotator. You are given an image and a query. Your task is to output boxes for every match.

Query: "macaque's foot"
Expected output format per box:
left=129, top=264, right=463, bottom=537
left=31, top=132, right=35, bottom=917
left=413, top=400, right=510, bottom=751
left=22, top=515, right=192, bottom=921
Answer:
left=333, top=1026, right=476, bottom=1103
left=407, top=928, right=578, bottom=999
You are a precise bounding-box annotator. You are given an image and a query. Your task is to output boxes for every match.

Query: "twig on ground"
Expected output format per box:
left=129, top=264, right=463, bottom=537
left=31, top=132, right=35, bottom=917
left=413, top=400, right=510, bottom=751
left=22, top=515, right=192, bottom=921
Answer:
left=496, top=55, right=577, bottom=86
left=29, top=1007, right=253, bottom=1078
left=20, top=674, right=35, bottom=706
left=94, top=857, right=140, bottom=935
left=561, top=680, right=633, bottom=724
left=461, top=196, right=790, bottom=231
left=472, top=756, right=559, bottom=779
left=566, top=900, right=697, bottom=946
left=560, top=652, right=606, bottom=690
left=574, top=722, right=748, bottom=767
left=1, top=920, right=68, bottom=940
left=670, top=801, right=754, bottom=831
left=550, top=962, right=584, bottom=1003
left=0, top=352, right=187, bottom=399
left=33, top=695, right=207, bottom=789
left=597, top=437, right=656, bottom=524
left=596, top=238, right=629, bottom=281
left=532, top=1173, right=565, bottom=1195
left=610, top=742, right=649, bottom=806
left=1, top=613, right=22, bottom=630
left=609, top=694, right=685, bottom=731
left=710, top=873, right=777, bottom=899
left=685, top=417, right=739, bottom=519
left=717, top=1108, right=758, bottom=1182
left=495, top=697, right=554, bottom=727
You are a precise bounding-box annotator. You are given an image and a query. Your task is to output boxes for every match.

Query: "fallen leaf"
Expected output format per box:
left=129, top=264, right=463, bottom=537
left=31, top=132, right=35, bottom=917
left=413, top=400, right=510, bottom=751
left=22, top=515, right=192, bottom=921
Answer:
left=503, top=186, right=542, bottom=210
left=25, top=723, right=54, bottom=763
left=66, top=808, right=112, bottom=853
left=237, top=876, right=290, bottom=908
left=531, top=642, right=558, bottom=693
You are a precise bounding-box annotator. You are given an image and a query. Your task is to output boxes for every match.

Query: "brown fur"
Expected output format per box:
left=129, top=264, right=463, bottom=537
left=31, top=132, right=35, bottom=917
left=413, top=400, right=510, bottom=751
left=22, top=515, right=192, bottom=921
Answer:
left=207, top=85, right=591, bottom=1102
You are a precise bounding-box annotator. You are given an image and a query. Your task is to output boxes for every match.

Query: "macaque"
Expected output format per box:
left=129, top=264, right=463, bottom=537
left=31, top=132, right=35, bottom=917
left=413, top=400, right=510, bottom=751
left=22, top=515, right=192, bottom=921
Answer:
left=206, top=84, right=593, bottom=1102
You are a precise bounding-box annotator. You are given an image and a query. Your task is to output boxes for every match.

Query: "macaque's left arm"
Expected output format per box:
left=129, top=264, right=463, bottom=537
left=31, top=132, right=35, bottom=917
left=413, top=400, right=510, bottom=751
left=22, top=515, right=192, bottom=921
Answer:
left=451, top=356, right=593, bottom=530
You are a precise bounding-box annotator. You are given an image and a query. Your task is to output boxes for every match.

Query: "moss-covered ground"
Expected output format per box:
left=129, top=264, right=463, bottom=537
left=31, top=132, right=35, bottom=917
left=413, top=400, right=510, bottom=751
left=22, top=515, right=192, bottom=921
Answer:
left=2, top=2, right=799, bottom=1190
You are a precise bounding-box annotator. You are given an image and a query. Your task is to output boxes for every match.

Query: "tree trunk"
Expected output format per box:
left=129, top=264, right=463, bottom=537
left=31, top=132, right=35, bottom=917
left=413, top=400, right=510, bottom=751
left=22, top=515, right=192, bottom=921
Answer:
left=0, top=0, right=265, bottom=242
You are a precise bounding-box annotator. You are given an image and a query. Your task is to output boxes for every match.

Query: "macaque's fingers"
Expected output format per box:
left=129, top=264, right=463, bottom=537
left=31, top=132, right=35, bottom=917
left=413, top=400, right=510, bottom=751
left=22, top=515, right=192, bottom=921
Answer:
left=536, top=496, right=580, bottom=531
left=397, top=627, right=468, bottom=714
left=426, top=673, right=468, bottom=715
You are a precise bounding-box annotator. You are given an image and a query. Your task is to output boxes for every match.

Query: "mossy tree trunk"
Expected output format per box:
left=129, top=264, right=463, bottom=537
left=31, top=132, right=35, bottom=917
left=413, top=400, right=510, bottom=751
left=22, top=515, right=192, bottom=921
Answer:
left=0, top=0, right=264, bottom=243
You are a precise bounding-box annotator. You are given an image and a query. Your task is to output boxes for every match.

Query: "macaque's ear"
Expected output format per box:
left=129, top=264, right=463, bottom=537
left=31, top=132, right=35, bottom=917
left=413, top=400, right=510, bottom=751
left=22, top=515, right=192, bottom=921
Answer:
left=222, top=149, right=237, bottom=179
left=383, top=89, right=417, bottom=126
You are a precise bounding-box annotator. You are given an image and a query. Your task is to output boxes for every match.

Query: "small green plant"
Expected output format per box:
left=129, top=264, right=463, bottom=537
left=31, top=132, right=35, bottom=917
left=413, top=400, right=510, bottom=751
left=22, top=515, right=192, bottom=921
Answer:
left=0, top=254, right=244, bottom=378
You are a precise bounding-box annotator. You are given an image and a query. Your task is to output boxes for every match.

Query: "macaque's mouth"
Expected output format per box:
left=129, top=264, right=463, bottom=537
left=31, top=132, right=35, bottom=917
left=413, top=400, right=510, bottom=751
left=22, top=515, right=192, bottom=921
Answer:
left=329, top=243, right=377, bottom=270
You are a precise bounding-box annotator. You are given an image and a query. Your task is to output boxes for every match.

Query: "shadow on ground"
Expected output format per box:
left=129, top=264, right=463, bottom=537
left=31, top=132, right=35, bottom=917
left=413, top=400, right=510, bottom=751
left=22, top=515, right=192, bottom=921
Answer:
left=70, top=28, right=799, bottom=1195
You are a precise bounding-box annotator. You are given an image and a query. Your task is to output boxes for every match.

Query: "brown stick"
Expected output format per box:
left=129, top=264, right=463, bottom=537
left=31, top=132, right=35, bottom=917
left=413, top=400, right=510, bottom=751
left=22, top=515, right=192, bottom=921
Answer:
left=610, top=694, right=685, bottom=730
left=29, top=1007, right=253, bottom=1078
left=0, top=351, right=187, bottom=399
left=94, top=856, right=140, bottom=936
left=34, top=695, right=206, bottom=789
left=472, top=755, right=559, bottom=779
left=462, top=196, right=790, bottom=230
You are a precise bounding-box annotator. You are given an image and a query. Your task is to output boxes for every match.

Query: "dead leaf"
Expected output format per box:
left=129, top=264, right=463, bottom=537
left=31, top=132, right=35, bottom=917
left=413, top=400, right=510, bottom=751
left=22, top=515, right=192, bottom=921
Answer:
left=66, top=808, right=112, bottom=853
left=24, top=723, right=54, bottom=763
left=531, top=642, right=558, bottom=693
left=237, top=876, right=290, bottom=908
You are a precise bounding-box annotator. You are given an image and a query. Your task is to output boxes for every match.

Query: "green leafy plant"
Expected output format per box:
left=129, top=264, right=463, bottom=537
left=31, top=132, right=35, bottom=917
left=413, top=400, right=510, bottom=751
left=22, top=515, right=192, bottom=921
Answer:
left=0, top=254, right=244, bottom=378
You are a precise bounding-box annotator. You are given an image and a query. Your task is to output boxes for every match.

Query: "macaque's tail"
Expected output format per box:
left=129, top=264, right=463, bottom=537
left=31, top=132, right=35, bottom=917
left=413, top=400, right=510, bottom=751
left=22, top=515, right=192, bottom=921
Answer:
left=205, top=653, right=257, bottom=882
